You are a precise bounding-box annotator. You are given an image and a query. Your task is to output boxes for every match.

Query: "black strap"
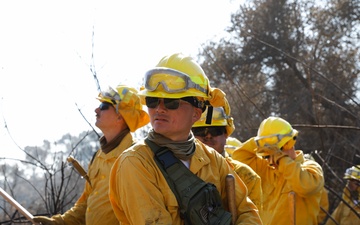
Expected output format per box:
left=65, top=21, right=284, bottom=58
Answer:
left=205, top=106, right=214, bottom=124
left=145, top=138, right=207, bottom=221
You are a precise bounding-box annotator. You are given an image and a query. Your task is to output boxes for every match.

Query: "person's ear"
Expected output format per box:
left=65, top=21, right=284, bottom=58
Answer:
left=117, top=114, right=124, bottom=122
left=192, top=107, right=202, bottom=123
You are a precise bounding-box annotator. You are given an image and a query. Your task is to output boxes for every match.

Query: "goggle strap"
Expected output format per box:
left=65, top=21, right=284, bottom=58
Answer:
left=115, top=103, right=119, bottom=114
left=205, top=106, right=213, bottom=125
left=193, top=83, right=208, bottom=95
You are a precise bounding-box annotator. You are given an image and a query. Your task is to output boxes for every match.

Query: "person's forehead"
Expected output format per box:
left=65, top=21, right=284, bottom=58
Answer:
left=349, top=179, right=360, bottom=183
left=193, top=126, right=224, bottom=129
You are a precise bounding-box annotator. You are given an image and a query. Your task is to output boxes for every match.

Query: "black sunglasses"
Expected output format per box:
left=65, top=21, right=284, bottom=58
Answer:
left=145, top=97, right=198, bottom=110
left=192, top=126, right=226, bottom=137
left=99, top=102, right=113, bottom=111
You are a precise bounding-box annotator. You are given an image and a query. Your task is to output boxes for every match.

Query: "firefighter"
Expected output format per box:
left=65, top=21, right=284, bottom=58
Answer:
left=192, top=106, right=263, bottom=213
left=108, top=53, right=262, bottom=224
left=232, top=116, right=324, bottom=225
left=304, top=154, right=330, bottom=224
left=33, top=85, right=150, bottom=225
left=225, top=136, right=242, bottom=157
left=325, top=165, right=360, bottom=225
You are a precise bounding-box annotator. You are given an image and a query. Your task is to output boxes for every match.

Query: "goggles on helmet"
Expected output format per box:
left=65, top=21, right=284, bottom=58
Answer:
left=98, top=86, right=123, bottom=113
left=255, top=130, right=294, bottom=148
left=99, top=87, right=121, bottom=103
left=144, top=68, right=208, bottom=95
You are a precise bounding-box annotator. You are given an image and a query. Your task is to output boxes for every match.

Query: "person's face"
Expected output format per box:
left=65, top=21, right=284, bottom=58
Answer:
left=95, top=102, right=120, bottom=130
left=147, top=98, right=202, bottom=141
left=192, top=126, right=227, bottom=154
left=347, top=179, right=360, bottom=192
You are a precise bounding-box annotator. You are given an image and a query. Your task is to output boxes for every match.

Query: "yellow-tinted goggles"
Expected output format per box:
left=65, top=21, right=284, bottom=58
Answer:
left=144, top=68, right=208, bottom=94
left=255, top=130, right=294, bottom=148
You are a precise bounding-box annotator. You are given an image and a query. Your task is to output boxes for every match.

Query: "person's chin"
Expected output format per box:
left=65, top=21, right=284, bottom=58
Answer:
left=153, top=124, right=169, bottom=134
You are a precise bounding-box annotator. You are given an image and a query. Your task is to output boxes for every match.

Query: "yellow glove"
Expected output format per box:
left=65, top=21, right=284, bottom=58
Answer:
left=256, top=146, right=288, bottom=167
left=32, top=216, right=56, bottom=225
left=272, top=150, right=288, bottom=165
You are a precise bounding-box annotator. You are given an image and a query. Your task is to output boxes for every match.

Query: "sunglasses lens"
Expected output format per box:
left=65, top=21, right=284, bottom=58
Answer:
left=192, top=128, right=205, bottom=137
left=145, top=97, right=160, bottom=108
left=145, top=97, right=181, bottom=110
left=99, top=102, right=112, bottom=110
left=163, top=99, right=180, bottom=110
left=209, top=128, right=226, bottom=136
left=192, top=127, right=226, bottom=137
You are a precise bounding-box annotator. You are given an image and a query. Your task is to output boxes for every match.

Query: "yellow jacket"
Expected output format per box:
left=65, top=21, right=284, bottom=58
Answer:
left=232, top=137, right=324, bottom=225
left=318, top=187, right=329, bottom=224
left=225, top=156, right=263, bottom=214
left=109, top=139, right=262, bottom=225
left=52, top=133, right=135, bottom=225
left=325, top=187, right=360, bottom=225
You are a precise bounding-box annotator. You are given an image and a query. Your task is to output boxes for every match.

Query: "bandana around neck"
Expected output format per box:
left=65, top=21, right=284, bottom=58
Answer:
left=100, top=128, right=130, bottom=154
left=147, top=129, right=196, bottom=161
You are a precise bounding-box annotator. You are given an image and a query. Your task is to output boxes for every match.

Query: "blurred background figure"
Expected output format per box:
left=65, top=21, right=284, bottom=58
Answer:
left=304, top=154, right=330, bottom=225
left=325, top=165, right=360, bottom=225
left=225, top=136, right=242, bottom=157
left=192, top=105, right=263, bottom=213
left=33, top=85, right=150, bottom=225
left=232, top=116, right=324, bottom=225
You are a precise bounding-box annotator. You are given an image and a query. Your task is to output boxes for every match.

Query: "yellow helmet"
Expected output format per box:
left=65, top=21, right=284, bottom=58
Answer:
left=255, top=116, right=298, bottom=150
left=344, top=165, right=360, bottom=181
left=226, top=137, right=242, bottom=147
left=192, top=106, right=235, bottom=136
left=97, top=85, right=150, bottom=132
left=224, top=137, right=242, bottom=156
left=139, top=53, right=210, bottom=100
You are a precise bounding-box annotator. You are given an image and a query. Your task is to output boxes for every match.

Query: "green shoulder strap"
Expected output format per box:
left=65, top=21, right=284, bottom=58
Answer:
left=145, top=138, right=207, bottom=220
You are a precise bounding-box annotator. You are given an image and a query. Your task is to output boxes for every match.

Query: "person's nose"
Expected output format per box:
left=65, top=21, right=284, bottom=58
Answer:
left=156, top=99, right=167, bottom=111
left=203, top=133, right=213, bottom=140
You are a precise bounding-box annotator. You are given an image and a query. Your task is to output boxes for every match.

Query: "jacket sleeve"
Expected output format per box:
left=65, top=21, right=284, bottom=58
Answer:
left=318, top=187, right=329, bottom=224
left=227, top=157, right=263, bottom=213
left=216, top=154, right=262, bottom=224
left=232, top=137, right=270, bottom=180
left=51, top=156, right=97, bottom=225
left=277, top=154, right=324, bottom=197
left=49, top=184, right=88, bottom=225
left=324, top=203, right=342, bottom=225
left=109, top=148, right=175, bottom=224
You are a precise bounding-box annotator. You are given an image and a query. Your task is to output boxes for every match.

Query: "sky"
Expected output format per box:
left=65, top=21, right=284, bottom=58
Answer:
left=0, top=0, right=244, bottom=160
